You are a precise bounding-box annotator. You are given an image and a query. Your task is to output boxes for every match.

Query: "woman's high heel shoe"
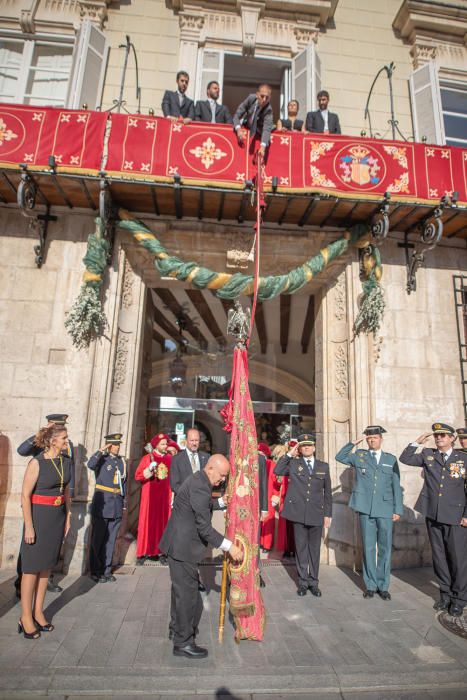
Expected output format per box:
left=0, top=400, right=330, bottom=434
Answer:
left=18, top=620, right=41, bottom=639
left=33, top=617, right=54, bottom=632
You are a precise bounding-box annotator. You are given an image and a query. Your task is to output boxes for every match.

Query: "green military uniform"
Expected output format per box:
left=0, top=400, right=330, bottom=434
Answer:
left=457, top=427, right=467, bottom=455
left=336, top=425, right=403, bottom=597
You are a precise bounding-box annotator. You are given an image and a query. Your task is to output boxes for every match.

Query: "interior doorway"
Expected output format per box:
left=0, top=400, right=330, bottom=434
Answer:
left=222, top=53, right=291, bottom=121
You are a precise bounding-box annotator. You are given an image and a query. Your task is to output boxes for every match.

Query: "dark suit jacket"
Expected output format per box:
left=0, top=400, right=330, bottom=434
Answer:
left=258, top=454, right=268, bottom=513
left=233, top=94, right=274, bottom=145
left=275, top=455, right=332, bottom=526
left=17, top=435, right=76, bottom=497
left=399, top=445, right=467, bottom=525
left=195, top=100, right=233, bottom=124
left=159, top=469, right=224, bottom=563
left=161, top=90, right=195, bottom=119
left=170, top=449, right=210, bottom=495
left=305, top=110, right=341, bottom=134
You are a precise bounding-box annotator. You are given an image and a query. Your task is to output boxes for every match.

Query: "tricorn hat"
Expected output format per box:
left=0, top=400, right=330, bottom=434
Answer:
left=363, top=425, right=386, bottom=436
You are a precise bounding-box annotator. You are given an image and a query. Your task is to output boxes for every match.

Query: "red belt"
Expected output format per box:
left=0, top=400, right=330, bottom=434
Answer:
left=31, top=494, right=65, bottom=506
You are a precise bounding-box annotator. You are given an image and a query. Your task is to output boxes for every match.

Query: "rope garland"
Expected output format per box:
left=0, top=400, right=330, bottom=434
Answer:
left=65, top=209, right=384, bottom=348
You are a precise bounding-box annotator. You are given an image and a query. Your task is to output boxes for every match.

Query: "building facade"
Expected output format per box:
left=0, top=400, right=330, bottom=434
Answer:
left=0, top=0, right=466, bottom=573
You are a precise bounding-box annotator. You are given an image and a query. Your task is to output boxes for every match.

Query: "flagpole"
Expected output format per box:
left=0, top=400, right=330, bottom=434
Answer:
left=218, top=553, right=229, bottom=642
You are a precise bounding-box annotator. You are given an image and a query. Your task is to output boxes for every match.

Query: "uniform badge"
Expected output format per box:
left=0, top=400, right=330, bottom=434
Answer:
left=427, top=456, right=434, bottom=461
left=449, top=463, right=464, bottom=479
left=107, top=464, right=112, bottom=471
left=361, top=468, right=366, bottom=474
left=298, top=465, right=303, bottom=473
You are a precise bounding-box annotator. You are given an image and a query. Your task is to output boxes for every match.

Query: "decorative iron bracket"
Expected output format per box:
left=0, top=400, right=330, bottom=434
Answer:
left=370, top=191, right=391, bottom=241
left=403, top=196, right=447, bottom=294
left=99, top=174, right=116, bottom=263
left=17, top=165, right=57, bottom=267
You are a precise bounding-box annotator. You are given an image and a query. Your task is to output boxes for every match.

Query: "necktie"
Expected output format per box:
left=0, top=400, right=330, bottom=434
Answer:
left=190, top=452, right=197, bottom=472
left=370, top=451, right=377, bottom=463
left=306, top=459, right=313, bottom=475
left=210, top=100, right=216, bottom=123
left=442, top=453, right=448, bottom=463
left=249, top=104, right=258, bottom=136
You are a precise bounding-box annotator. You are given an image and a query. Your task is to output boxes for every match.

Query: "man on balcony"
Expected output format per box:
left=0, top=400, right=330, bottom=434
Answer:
left=161, top=71, right=195, bottom=123
left=233, top=83, right=273, bottom=158
left=195, top=81, right=233, bottom=124
left=304, top=90, right=341, bottom=134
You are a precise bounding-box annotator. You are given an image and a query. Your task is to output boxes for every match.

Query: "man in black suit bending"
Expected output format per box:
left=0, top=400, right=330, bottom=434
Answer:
left=161, top=70, right=195, bottom=122
left=233, top=83, right=273, bottom=158
left=159, top=454, right=243, bottom=659
left=195, top=81, right=233, bottom=124
left=304, top=90, right=341, bottom=134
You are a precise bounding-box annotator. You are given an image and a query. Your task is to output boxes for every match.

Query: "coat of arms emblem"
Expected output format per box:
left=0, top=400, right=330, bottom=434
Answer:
left=338, top=145, right=383, bottom=188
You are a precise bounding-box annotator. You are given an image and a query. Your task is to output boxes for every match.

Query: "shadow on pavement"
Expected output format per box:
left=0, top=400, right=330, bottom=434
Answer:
left=44, top=575, right=96, bottom=621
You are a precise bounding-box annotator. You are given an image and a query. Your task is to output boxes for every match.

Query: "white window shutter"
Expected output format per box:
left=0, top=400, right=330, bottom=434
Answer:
left=67, top=20, right=108, bottom=109
left=195, top=49, right=223, bottom=102
left=409, top=62, right=444, bottom=144
left=292, top=44, right=320, bottom=116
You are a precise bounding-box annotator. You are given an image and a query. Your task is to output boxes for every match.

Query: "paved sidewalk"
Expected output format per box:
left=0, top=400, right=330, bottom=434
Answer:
left=0, top=563, right=466, bottom=699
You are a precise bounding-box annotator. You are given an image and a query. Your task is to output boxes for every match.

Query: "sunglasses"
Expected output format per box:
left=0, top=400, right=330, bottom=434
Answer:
left=434, top=433, right=449, bottom=437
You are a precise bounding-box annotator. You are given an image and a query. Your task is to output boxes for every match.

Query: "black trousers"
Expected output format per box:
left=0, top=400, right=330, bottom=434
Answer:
left=426, top=518, right=467, bottom=606
left=90, top=516, right=121, bottom=577
left=293, top=521, right=323, bottom=588
left=168, top=555, right=203, bottom=647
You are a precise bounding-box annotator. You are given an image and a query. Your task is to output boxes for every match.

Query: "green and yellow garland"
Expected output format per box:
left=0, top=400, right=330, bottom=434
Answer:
left=65, top=208, right=384, bottom=349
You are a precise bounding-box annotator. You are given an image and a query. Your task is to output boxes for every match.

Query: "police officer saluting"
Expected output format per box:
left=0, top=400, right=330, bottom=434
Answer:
left=274, top=433, right=332, bottom=597
left=88, top=433, right=127, bottom=583
left=336, top=426, right=403, bottom=600
left=457, top=427, right=467, bottom=453
left=400, top=423, right=467, bottom=617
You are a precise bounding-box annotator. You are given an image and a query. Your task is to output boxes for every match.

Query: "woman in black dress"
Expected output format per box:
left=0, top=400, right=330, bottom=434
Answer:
left=19, top=424, right=72, bottom=638
left=277, top=100, right=303, bottom=132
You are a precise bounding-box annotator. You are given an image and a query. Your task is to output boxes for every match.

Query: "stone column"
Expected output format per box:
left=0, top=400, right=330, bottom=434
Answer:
left=178, top=9, right=205, bottom=81
left=316, top=255, right=373, bottom=569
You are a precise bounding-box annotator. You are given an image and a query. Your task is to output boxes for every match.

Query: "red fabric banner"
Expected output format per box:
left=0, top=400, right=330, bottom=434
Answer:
left=0, top=104, right=107, bottom=173
left=223, top=347, right=265, bottom=641
left=0, top=104, right=466, bottom=204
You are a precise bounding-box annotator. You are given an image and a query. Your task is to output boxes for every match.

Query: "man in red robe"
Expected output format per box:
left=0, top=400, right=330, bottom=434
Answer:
left=259, top=442, right=276, bottom=552
left=135, top=433, right=172, bottom=565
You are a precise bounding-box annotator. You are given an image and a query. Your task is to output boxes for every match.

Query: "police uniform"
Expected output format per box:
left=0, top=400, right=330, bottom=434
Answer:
left=400, top=423, right=467, bottom=615
left=88, top=433, right=127, bottom=583
left=274, top=434, right=332, bottom=596
left=457, top=427, right=467, bottom=454
left=336, top=426, right=403, bottom=599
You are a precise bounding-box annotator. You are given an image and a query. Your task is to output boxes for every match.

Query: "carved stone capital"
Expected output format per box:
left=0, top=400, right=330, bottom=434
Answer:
left=77, top=0, right=111, bottom=30
left=293, top=24, right=319, bottom=50
left=410, top=42, right=438, bottom=68
left=179, top=10, right=205, bottom=41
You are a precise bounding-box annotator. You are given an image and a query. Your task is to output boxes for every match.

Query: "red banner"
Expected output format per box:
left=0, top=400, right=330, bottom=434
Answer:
left=223, top=347, right=265, bottom=641
left=0, top=104, right=107, bottom=173
left=0, top=104, right=466, bottom=204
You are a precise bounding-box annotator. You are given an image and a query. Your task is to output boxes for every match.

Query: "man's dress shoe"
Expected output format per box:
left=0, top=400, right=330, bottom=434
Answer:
left=309, top=586, right=321, bottom=597
left=297, top=586, right=307, bottom=597
left=363, top=590, right=375, bottom=599
left=173, top=643, right=208, bottom=659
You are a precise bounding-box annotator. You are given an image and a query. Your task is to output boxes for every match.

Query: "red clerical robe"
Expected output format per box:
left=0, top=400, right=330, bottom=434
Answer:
left=260, top=457, right=278, bottom=551
left=135, top=451, right=172, bottom=557
left=276, top=476, right=295, bottom=554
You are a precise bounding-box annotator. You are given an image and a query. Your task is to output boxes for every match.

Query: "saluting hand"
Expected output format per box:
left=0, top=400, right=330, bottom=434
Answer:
left=288, top=444, right=299, bottom=458
left=353, top=437, right=365, bottom=446
left=415, top=432, right=432, bottom=444
left=99, top=443, right=111, bottom=452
